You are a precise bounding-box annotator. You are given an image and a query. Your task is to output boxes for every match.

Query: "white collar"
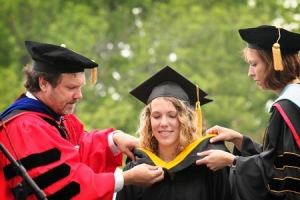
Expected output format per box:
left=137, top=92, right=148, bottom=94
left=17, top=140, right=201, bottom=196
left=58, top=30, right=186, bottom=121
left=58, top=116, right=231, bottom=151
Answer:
left=25, top=91, right=37, bottom=100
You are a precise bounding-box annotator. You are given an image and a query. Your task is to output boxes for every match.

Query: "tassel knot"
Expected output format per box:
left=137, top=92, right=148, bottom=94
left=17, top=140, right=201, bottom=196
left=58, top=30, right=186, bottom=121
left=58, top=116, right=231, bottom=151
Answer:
left=272, top=27, right=284, bottom=71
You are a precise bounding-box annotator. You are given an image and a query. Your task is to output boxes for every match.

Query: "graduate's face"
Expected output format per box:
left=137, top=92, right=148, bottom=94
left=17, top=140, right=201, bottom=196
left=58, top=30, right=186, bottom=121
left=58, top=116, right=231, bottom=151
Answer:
left=150, top=98, right=180, bottom=149
left=246, top=48, right=268, bottom=90
left=40, top=72, right=85, bottom=115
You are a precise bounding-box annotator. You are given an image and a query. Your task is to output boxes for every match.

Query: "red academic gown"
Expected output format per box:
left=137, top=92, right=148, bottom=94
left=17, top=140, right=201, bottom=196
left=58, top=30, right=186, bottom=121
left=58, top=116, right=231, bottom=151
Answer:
left=0, top=111, right=123, bottom=200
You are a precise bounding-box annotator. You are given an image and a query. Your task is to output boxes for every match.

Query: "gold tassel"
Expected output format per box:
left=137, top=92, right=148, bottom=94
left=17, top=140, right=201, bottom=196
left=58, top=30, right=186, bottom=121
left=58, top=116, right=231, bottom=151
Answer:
left=60, top=43, right=98, bottom=84
left=91, top=68, right=97, bottom=84
left=272, top=27, right=284, bottom=71
left=195, top=85, right=202, bottom=137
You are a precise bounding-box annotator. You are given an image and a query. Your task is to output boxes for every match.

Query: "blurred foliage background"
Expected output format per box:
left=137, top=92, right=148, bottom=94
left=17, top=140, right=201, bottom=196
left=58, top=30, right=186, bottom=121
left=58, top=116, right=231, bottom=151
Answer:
left=1, top=0, right=300, bottom=145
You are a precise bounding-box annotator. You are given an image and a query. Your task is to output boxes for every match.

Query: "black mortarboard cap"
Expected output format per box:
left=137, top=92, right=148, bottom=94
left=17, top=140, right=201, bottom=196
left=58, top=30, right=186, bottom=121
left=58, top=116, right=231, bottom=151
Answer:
left=25, top=40, right=98, bottom=74
left=130, top=66, right=212, bottom=106
left=238, top=25, right=300, bottom=53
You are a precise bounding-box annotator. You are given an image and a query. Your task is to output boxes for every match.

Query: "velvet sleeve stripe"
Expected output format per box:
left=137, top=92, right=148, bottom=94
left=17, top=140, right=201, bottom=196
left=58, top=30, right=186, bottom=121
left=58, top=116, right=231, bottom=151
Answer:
left=273, top=153, right=300, bottom=169
left=269, top=177, right=300, bottom=195
left=11, top=163, right=71, bottom=197
left=4, top=148, right=61, bottom=180
left=47, top=182, right=80, bottom=200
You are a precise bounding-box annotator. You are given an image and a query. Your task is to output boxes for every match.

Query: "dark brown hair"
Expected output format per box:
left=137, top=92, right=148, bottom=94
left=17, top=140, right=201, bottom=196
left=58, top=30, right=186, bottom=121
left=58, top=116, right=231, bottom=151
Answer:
left=243, top=48, right=300, bottom=90
left=22, top=64, right=62, bottom=92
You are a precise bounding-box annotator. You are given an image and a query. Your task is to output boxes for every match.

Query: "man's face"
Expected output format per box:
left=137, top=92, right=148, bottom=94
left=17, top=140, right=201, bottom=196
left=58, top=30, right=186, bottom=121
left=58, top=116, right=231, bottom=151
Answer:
left=42, top=72, right=86, bottom=115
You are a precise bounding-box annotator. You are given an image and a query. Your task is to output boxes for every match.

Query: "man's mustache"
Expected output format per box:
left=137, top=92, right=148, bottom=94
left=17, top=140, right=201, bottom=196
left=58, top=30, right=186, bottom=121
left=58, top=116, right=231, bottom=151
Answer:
left=69, top=99, right=79, bottom=104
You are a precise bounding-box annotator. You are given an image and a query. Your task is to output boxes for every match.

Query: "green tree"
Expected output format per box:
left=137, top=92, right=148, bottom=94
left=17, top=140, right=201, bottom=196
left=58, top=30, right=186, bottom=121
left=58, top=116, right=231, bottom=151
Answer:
left=1, top=0, right=300, bottom=143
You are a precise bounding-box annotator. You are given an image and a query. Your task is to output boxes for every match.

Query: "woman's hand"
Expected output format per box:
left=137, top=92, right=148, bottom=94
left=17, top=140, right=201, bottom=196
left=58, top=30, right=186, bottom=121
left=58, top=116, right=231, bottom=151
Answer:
left=205, top=125, right=243, bottom=151
left=196, top=149, right=234, bottom=171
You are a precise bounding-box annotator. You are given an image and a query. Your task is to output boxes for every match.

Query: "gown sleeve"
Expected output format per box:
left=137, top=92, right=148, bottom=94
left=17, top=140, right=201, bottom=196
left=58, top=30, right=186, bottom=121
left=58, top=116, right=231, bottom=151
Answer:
left=115, top=162, right=142, bottom=200
left=64, top=114, right=123, bottom=173
left=232, top=100, right=300, bottom=200
left=232, top=135, right=262, bottom=156
left=0, top=112, right=123, bottom=200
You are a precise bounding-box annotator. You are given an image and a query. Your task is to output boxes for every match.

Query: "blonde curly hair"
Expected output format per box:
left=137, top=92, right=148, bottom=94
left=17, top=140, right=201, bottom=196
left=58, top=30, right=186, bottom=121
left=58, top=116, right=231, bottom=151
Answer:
left=136, top=97, right=200, bottom=156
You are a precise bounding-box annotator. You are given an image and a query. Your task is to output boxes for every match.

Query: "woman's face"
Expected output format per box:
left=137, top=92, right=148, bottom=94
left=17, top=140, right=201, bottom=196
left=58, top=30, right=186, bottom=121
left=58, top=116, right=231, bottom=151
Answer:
left=150, top=98, right=181, bottom=150
left=246, top=48, right=268, bottom=90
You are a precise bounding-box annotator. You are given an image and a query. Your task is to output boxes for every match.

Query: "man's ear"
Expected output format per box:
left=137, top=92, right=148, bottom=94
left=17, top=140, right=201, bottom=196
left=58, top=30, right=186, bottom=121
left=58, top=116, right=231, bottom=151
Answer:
left=39, top=77, right=49, bottom=91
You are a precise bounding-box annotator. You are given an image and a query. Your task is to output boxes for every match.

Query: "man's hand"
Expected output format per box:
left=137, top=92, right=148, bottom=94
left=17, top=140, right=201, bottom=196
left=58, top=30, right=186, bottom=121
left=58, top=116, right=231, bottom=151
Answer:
left=123, top=164, right=164, bottom=186
left=113, top=131, right=140, bottom=161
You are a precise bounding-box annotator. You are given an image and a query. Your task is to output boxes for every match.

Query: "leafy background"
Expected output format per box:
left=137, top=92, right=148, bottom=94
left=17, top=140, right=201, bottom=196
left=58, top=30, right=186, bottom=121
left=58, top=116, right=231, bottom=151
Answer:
left=1, top=0, right=300, bottom=145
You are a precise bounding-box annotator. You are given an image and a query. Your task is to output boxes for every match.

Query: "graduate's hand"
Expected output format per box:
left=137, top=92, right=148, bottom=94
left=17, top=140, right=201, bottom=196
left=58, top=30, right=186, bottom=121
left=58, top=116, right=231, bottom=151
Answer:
left=205, top=125, right=243, bottom=151
left=123, top=164, right=164, bottom=186
left=196, top=150, right=234, bottom=171
left=113, top=131, right=140, bottom=161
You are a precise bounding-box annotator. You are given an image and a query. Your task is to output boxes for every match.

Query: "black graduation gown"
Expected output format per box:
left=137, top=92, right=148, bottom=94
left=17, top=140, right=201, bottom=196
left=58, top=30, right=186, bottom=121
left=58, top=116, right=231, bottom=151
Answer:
left=116, top=135, right=232, bottom=200
left=231, top=100, right=300, bottom=200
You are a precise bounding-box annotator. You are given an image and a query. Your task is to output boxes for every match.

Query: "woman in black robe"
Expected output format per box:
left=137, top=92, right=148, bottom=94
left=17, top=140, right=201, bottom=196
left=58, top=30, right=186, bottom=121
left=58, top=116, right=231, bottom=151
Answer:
left=197, top=25, right=300, bottom=200
left=116, top=66, right=232, bottom=200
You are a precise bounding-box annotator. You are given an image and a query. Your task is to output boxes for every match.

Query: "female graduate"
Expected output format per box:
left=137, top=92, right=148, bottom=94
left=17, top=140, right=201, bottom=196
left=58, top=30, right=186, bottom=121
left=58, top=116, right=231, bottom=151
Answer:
left=197, top=25, right=300, bottom=200
left=116, top=66, right=232, bottom=200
